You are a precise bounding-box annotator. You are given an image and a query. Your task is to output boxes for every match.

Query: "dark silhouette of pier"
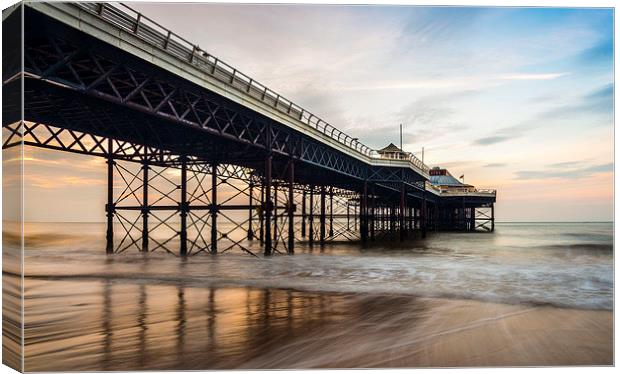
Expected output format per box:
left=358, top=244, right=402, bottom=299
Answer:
left=3, top=2, right=496, bottom=257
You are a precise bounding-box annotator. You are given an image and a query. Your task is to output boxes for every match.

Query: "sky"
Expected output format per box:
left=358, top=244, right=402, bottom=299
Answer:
left=9, top=3, right=614, bottom=222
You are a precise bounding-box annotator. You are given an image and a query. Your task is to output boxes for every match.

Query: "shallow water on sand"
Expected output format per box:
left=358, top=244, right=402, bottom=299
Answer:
left=7, top=222, right=615, bottom=370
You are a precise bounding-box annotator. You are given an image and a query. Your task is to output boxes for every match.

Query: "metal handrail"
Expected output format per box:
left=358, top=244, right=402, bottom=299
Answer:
left=76, top=2, right=429, bottom=174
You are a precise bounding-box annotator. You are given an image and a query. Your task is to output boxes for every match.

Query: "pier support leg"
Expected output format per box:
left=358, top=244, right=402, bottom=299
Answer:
left=210, top=163, right=218, bottom=254
left=301, top=191, right=306, bottom=237
left=264, top=154, right=273, bottom=256
left=370, top=186, right=375, bottom=241
left=259, top=184, right=265, bottom=244
left=421, top=190, right=427, bottom=239
left=179, top=155, right=188, bottom=256
left=491, top=204, right=495, bottom=232
left=360, top=182, right=368, bottom=243
left=248, top=183, right=254, bottom=240
left=320, top=186, right=326, bottom=245
left=141, top=155, right=149, bottom=252
left=399, top=184, right=406, bottom=241
left=273, top=183, right=279, bottom=246
left=309, top=187, right=314, bottom=246
left=105, top=138, right=114, bottom=254
left=329, top=187, right=334, bottom=238
left=287, top=161, right=295, bottom=254
left=389, top=204, right=395, bottom=238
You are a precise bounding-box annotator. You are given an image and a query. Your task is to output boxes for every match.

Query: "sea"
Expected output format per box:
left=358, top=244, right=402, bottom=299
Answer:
left=3, top=221, right=614, bottom=370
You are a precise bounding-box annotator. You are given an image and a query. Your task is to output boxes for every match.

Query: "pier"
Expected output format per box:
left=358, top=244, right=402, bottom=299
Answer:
left=3, top=2, right=496, bottom=256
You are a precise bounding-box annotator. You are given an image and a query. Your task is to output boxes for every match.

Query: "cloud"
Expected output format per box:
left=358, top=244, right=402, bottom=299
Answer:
left=538, top=82, right=613, bottom=120
left=514, top=162, right=613, bottom=180
left=546, top=161, right=582, bottom=168
left=473, top=135, right=513, bottom=146
left=575, top=37, right=613, bottom=66
left=484, top=163, right=507, bottom=167
left=499, top=72, right=568, bottom=81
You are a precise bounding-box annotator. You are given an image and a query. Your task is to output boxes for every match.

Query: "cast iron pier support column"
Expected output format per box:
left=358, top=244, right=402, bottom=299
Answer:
left=309, top=187, right=314, bottom=246
left=141, top=153, right=149, bottom=252
left=264, top=154, right=273, bottom=256
left=210, top=162, right=218, bottom=254
left=370, top=185, right=375, bottom=241
left=400, top=183, right=406, bottom=241
left=179, top=155, right=188, bottom=256
left=491, top=204, right=495, bottom=232
left=247, top=182, right=254, bottom=240
left=287, top=161, right=295, bottom=253
left=105, top=138, right=114, bottom=254
left=259, top=184, right=265, bottom=244
left=421, top=187, right=427, bottom=239
left=360, top=182, right=368, bottom=243
left=329, top=187, right=334, bottom=238
left=320, top=185, right=326, bottom=245
left=273, top=182, right=279, bottom=245
left=301, top=191, right=306, bottom=237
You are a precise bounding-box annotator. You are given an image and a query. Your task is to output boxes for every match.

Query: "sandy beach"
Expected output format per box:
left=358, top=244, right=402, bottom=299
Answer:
left=20, top=278, right=612, bottom=371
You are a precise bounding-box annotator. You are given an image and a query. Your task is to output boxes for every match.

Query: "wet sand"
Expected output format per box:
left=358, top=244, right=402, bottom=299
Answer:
left=20, top=276, right=613, bottom=371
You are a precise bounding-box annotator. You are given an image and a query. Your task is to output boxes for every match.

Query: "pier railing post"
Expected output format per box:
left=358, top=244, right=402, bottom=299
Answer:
left=105, top=138, right=114, bottom=254
left=179, top=155, right=188, bottom=256
left=210, top=162, right=218, bottom=254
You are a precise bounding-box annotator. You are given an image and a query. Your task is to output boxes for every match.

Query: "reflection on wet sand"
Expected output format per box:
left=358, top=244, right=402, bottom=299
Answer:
left=24, top=275, right=612, bottom=371
left=25, top=276, right=361, bottom=371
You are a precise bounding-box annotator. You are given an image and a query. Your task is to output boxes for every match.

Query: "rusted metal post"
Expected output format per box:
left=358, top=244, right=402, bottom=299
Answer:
left=210, top=163, right=218, bottom=254
left=179, top=155, right=188, bottom=256
left=105, top=138, right=114, bottom=254
left=264, top=154, right=273, bottom=255
left=287, top=161, right=295, bottom=254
